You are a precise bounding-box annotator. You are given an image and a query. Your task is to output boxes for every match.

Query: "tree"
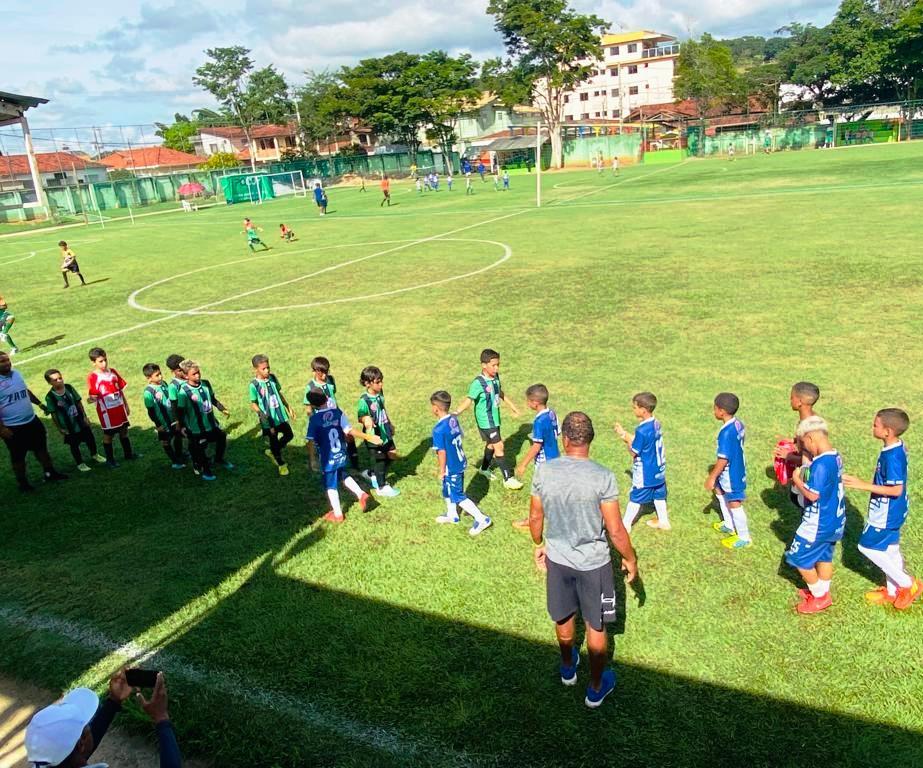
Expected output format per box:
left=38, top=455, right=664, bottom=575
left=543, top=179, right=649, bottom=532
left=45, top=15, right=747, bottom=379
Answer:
left=294, top=70, right=352, bottom=154
left=193, top=47, right=292, bottom=171
left=107, top=169, right=136, bottom=181
left=154, top=113, right=199, bottom=153
left=774, top=23, right=838, bottom=107
left=486, top=0, right=607, bottom=169
left=674, top=34, right=746, bottom=121
left=199, top=151, right=241, bottom=170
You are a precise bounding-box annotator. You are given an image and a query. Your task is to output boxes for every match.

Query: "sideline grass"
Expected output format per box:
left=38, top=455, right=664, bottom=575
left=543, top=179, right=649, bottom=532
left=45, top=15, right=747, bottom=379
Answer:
left=2, top=144, right=923, bottom=767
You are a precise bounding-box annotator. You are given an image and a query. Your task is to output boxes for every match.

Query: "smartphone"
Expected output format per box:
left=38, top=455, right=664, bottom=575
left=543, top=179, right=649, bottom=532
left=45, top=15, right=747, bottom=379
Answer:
left=125, top=668, right=159, bottom=688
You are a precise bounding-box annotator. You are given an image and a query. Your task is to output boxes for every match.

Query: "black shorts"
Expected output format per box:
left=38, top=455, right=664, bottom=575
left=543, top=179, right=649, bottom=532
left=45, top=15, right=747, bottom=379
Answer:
left=64, top=428, right=92, bottom=446
left=3, top=417, right=48, bottom=463
left=546, top=558, right=616, bottom=632
left=369, top=439, right=396, bottom=457
left=102, top=424, right=129, bottom=437
left=66, top=262, right=81, bottom=273
left=477, top=426, right=502, bottom=445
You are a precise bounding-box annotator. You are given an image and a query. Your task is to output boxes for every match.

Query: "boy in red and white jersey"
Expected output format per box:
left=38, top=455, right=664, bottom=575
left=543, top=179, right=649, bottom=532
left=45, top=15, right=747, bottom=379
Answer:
left=86, top=346, right=135, bottom=467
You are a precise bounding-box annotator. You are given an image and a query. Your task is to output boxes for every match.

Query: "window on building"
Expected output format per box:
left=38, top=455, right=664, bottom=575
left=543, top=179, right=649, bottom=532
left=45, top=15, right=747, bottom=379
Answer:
left=609, top=46, right=619, bottom=55
left=284, top=136, right=295, bottom=148
left=209, top=144, right=219, bottom=154
left=258, top=137, right=274, bottom=150
left=611, top=109, right=621, bottom=118
left=564, top=95, right=570, bottom=103
left=581, top=113, right=590, bottom=120
left=594, top=112, right=601, bottom=117
left=593, top=90, right=599, bottom=96
left=627, top=43, right=637, bottom=53
left=644, top=63, right=649, bottom=68
left=579, top=92, right=589, bottom=101
left=609, top=68, right=618, bottom=76
left=645, top=83, right=650, bottom=89
left=610, top=88, right=619, bottom=97
left=629, top=86, right=639, bottom=95
left=565, top=115, right=575, bottom=122
left=628, top=65, right=638, bottom=75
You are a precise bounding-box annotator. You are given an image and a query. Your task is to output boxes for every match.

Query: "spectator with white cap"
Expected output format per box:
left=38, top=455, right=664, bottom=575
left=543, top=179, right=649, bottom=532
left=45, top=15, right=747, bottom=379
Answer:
left=25, top=669, right=181, bottom=768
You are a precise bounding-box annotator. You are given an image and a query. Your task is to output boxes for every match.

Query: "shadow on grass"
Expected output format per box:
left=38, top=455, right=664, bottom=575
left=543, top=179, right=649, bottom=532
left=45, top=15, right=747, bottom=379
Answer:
left=20, top=334, right=66, bottom=352
left=80, top=278, right=111, bottom=287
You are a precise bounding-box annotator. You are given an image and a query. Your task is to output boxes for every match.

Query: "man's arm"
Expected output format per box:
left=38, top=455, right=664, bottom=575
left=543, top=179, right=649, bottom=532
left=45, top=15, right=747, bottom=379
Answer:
left=601, top=499, right=638, bottom=582
left=705, top=457, right=728, bottom=490
left=137, top=673, right=182, bottom=768
left=90, top=669, right=132, bottom=756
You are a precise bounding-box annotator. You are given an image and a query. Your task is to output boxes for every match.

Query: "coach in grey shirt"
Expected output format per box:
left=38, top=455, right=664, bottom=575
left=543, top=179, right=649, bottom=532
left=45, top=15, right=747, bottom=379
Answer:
left=530, top=411, right=638, bottom=709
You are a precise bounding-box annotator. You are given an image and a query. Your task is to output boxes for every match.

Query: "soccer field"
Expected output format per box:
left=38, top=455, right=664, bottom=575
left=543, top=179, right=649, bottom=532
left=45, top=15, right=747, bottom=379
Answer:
left=2, top=144, right=923, bottom=767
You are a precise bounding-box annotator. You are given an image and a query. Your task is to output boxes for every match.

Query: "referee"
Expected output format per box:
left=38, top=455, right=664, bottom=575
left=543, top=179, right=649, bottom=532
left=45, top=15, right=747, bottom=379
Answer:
left=0, top=351, right=67, bottom=491
left=530, top=411, right=638, bottom=708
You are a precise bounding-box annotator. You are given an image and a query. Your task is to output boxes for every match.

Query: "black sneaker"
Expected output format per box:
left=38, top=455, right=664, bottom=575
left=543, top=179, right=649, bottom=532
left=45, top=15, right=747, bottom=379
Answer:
left=44, top=470, right=68, bottom=482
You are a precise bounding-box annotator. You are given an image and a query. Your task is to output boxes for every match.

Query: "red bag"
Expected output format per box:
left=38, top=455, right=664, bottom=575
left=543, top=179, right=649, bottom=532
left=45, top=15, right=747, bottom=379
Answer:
left=774, top=439, right=798, bottom=484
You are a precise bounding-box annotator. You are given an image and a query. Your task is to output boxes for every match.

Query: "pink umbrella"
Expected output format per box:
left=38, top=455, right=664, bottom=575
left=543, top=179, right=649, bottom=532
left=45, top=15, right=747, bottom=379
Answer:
left=178, top=182, right=206, bottom=196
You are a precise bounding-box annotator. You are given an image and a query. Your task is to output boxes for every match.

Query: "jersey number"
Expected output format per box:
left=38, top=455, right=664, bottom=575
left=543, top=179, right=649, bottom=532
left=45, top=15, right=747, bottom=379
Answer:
left=452, top=435, right=466, bottom=463
left=328, top=429, right=342, bottom=453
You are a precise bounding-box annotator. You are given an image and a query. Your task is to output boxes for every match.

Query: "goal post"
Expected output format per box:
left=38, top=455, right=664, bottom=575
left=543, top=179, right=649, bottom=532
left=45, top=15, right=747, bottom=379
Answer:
left=219, top=170, right=306, bottom=205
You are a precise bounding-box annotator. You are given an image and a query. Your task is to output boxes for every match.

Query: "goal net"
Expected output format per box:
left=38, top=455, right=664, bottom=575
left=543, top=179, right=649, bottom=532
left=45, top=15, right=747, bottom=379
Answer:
left=219, top=171, right=306, bottom=205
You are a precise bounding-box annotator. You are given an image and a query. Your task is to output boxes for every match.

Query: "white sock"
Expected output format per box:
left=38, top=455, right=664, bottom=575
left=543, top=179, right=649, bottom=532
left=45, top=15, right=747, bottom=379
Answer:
left=808, top=580, right=826, bottom=598
left=730, top=506, right=750, bottom=541
left=816, top=578, right=831, bottom=595
left=444, top=499, right=459, bottom=520
left=326, top=489, right=342, bottom=518
left=859, top=543, right=912, bottom=590
left=459, top=498, right=486, bottom=523
left=623, top=502, right=641, bottom=531
left=343, top=476, right=364, bottom=499
left=716, top=494, right=733, bottom=527
left=653, top=499, right=670, bottom=526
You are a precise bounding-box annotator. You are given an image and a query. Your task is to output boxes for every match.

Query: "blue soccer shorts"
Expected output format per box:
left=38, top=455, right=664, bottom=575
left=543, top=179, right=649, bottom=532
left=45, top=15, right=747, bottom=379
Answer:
left=785, top=535, right=838, bottom=569
left=858, top=524, right=901, bottom=551
left=322, top=467, right=346, bottom=491
left=442, top=472, right=466, bottom=503
left=630, top=482, right=668, bottom=504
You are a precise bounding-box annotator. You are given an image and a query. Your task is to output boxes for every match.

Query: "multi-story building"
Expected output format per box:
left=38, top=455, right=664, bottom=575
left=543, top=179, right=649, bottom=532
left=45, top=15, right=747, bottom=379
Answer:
left=562, top=30, right=680, bottom=123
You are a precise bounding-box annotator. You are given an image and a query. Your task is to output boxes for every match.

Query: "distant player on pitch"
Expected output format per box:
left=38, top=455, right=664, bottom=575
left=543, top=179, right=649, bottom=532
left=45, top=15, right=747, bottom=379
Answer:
left=58, top=241, right=87, bottom=288
left=0, top=295, right=18, bottom=355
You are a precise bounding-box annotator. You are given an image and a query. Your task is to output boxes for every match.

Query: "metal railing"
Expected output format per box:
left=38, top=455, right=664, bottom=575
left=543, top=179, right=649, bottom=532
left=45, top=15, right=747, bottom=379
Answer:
left=642, top=44, right=680, bottom=59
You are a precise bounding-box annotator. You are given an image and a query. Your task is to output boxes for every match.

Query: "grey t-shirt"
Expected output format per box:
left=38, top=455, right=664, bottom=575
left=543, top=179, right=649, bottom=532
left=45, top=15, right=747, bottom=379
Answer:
left=531, top=455, right=619, bottom=571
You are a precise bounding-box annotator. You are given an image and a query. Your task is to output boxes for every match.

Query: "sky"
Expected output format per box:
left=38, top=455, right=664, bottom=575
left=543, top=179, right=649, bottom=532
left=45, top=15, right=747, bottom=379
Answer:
left=4, top=0, right=839, bottom=151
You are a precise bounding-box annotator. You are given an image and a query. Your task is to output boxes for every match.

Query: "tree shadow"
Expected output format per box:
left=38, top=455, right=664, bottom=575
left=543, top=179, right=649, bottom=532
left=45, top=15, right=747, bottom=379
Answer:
left=840, top=497, right=881, bottom=584
left=20, top=334, right=66, bottom=352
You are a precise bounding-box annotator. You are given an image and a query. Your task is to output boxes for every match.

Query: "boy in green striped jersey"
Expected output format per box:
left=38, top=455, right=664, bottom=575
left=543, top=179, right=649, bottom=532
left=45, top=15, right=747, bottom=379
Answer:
left=165, top=354, right=188, bottom=466
left=357, top=365, right=400, bottom=497
left=43, top=369, right=104, bottom=471
left=142, top=363, right=185, bottom=469
left=176, top=359, right=233, bottom=481
left=0, top=295, right=18, bottom=355
left=249, top=354, right=295, bottom=476
left=303, top=356, right=360, bottom=473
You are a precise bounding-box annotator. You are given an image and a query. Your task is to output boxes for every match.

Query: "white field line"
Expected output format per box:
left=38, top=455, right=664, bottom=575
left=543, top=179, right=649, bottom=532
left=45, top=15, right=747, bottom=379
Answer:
left=0, top=604, right=485, bottom=766
left=550, top=160, right=690, bottom=205
left=0, top=238, right=102, bottom=265
left=0, top=206, right=222, bottom=240
left=130, top=238, right=511, bottom=315
left=14, top=209, right=526, bottom=368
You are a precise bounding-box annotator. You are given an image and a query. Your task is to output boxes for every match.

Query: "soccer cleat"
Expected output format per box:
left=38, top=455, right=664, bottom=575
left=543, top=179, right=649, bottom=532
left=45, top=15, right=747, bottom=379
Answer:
left=44, top=470, right=68, bottom=482
left=477, top=468, right=495, bottom=481
left=278, top=464, right=289, bottom=477
left=221, top=461, right=235, bottom=470
left=435, top=514, right=460, bottom=524
left=93, top=454, right=107, bottom=464
left=171, top=463, right=186, bottom=470
left=712, top=521, right=734, bottom=534
left=865, top=586, right=896, bottom=605
left=585, top=669, right=616, bottom=708
left=721, top=535, right=752, bottom=550
left=192, top=465, right=201, bottom=476
left=796, top=592, right=832, bottom=614
left=469, top=516, right=492, bottom=536
left=560, top=647, right=579, bottom=686
left=512, top=517, right=531, bottom=530
left=358, top=493, right=370, bottom=512
left=503, top=476, right=524, bottom=490
left=376, top=485, right=400, bottom=497
left=323, top=510, right=345, bottom=523
left=646, top=519, right=672, bottom=530
left=264, top=448, right=279, bottom=466
left=798, top=587, right=812, bottom=601
left=76, top=463, right=91, bottom=473
left=202, top=472, right=217, bottom=481
left=894, top=577, right=923, bottom=610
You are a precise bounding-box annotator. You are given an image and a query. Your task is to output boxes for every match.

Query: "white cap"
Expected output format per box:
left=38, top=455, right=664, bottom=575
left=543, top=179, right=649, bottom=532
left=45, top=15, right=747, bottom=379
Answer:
left=25, top=687, right=99, bottom=766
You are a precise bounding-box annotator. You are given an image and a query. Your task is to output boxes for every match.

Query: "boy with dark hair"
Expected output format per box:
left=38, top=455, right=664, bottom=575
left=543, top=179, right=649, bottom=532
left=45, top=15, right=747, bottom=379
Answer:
left=513, top=384, right=559, bottom=529
left=165, top=354, right=188, bottom=466
left=243, top=219, right=269, bottom=252
left=313, top=182, right=328, bottom=216
left=704, top=392, right=750, bottom=549
left=279, top=224, right=296, bottom=241
left=430, top=390, right=491, bottom=534
left=142, top=363, right=184, bottom=469
left=86, top=347, right=134, bottom=468
left=176, top=359, right=232, bottom=481
left=616, top=391, right=669, bottom=532
left=43, top=369, right=103, bottom=471
left=249, top=354, right=295, bottom=476
left=774, top=381, right=820, bottom=507
left=787, top=416, right=846, bottom=614
left=380, top=176, right=391, bottom=207
left=303, top=356, right=360, bottom=473
left=358, top=365, right=400, bottom=497
left=59, top=240, right=87, bottom=287
left=305, top=388, right=380, bottom=522
left=0, top=295, right=18, bottom=355
left=844, top=408, right=921, bottom=610
left=456, top=348, right=523, bottom=490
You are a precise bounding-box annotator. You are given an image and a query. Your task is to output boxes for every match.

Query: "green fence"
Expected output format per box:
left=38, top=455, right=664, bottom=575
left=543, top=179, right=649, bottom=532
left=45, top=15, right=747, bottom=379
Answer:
left=563, top=134, right=643, bottom=166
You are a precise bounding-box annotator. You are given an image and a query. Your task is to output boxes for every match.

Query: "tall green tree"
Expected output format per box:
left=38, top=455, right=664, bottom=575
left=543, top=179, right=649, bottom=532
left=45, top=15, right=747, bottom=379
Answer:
left=674, top=34, right=746, bottom=120
left=294, top=70, right=352, bottom=154
left=486, top=0, right=607, bottom=169
left=154, top=113, right=199, bottom=154
left=774, top=24, right=837, bottom=107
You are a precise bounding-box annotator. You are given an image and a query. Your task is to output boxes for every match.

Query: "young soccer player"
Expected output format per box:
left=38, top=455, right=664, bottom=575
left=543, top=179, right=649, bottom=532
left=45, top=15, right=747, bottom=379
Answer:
left=165, top=354, right=188, bottom=466
left=775, top=381, right=820, bottom=508
left=0, top=295, right=18, bottom=355
left=313, top=182, right=328, bottom=216
left=175, top=359, right=233, bottom=481
left=305, top=389, right=381, bottom=522
left=465, top=173, right=473, bottom=195
left=303, top=356, right=359, bottom=473
left=704, top=392, right=750, bottom=549
left=415, top=177, right=423, bottom=195
left=279, top=224, right=296, bottom=241
left=243, top=220, right=269, bottom=252
left=513, top=384, right=559, bottom=528
left=380, top=176, right=391, bottom=207
left=58, top=241, right=87, bottom=288
left=478, top=161, right=486, bottom=182
left=141, top=363, right=184, bottom=469
left=43, top=369, right=103, bottom=471
left=357, top=365, right=400, bottom=497
left=787, top=416, right=846, bottom=614
left=86, top=347, right=134, bottom=467
left=456, top=348, right=523, bottom=490
left=446, top=174, right=453, bottom=191
left=493, top=167, right=501, bottom=191
left=502, top=169, right=510, bottom=190
left=430, top=390, right=492, bottom=535
left=249, top=354, right=295, bottom=476
left=616, top=392, right=669, bottom=532
left=843, top=409, right=921, bottom=610
left=611, top=156, right=619, bottom=176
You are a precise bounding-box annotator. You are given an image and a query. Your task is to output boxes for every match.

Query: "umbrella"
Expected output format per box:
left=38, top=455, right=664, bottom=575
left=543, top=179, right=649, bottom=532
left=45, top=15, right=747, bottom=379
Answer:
left=178, top=182, right=206, bottom=196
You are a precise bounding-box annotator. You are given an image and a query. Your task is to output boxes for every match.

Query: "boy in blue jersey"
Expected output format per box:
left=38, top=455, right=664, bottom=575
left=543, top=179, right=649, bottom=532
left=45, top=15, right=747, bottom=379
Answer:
left=305, top=389, right=380, bottom=523
left=430, top=391, right=492, bottom=535
left=513, top=384, right=559, bottom=529
left=704, top=393, right=751, bottom=549
left=844, top=408, right=921, bottom=610
left=788, top=416, right=846, bottom=614
left=616, top=392, right=669, bottom=532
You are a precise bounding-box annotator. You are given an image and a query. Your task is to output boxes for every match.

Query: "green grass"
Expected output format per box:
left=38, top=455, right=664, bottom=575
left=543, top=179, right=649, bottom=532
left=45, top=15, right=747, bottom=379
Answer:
left=2, top=144, right=923, bottom=767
